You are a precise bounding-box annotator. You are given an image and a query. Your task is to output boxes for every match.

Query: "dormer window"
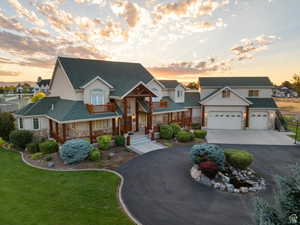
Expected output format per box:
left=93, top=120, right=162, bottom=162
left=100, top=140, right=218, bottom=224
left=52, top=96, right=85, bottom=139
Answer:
left=90, top=89, right=104, bottom=105
left=249, top=90, right=259, bottom=97
left=177, top=90, right=183, bottom=98
left=222, top=89, right=230, bottom=98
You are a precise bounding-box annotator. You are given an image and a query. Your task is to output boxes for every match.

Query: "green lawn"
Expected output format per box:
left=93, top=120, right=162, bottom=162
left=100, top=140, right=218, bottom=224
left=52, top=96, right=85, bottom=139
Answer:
left=0, top=149, right=133, bottom=225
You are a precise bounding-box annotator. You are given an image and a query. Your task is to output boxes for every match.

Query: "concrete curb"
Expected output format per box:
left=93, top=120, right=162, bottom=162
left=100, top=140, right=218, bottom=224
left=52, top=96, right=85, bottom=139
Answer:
left=18, top=151, right=142, bottom=225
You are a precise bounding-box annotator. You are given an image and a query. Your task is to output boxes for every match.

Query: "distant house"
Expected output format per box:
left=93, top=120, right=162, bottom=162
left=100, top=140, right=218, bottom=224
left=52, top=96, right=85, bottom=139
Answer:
left=34, top=78, right=51, bottom=95
left=273, top=87, right=298, bottom=98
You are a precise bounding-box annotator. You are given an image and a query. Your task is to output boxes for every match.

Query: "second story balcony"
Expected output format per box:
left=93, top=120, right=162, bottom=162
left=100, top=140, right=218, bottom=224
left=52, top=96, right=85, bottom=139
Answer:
left=86, top=103, right=116, bottom=114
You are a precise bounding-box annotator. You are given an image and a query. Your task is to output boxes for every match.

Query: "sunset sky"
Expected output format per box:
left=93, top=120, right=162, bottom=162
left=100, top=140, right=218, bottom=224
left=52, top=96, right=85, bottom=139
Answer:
left=0, top=0, right=299, bottom=84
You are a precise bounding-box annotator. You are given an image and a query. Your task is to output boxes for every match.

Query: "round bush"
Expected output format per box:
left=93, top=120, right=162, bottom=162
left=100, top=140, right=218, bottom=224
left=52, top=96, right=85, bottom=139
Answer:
left=39, top=140, right=59, bottom=154
left=176, top=130, right=194, bottom=142
left=9, top=130, right=33, bottom=149
left=159, top=125, right=173, bottom=140
left=31, top=152, right=44, bottom=160
left=199, top=161, right=218, bottom=179
left=27, top=142, right=40, bottom=154
left=97, top=135, right=112, bottom=150
left=225, top=149, right=254, bottom=170
left=190, top=144, right=225, bottom=169
left=194, top=130, right=207, bottom=139
left=170, top=123, right=181, bottom=136
left=115, top=135, right=125, bottom=146
left=89, top=149, right=101, bottom=161
left=0, top=112, right=15, bottom=141
left=59, top=139, right=93, bottom=164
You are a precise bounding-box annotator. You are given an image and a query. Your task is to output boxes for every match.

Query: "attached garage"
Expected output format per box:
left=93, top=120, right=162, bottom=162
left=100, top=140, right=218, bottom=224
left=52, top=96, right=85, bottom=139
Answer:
left=207, top=112, right=243, bottom=130
left=249, top=112, right=269, bottom=129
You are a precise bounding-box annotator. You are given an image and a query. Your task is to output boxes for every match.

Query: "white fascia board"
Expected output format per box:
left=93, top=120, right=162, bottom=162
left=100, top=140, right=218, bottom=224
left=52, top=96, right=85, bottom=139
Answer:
left=80, top=76, right=114, bottom=89
left=120, top=81, right=157, bottom=99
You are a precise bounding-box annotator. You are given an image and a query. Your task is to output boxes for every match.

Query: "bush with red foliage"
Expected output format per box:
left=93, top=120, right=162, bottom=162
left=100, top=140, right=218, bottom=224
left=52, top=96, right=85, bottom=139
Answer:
left=199, top=161, right=219, bottom=179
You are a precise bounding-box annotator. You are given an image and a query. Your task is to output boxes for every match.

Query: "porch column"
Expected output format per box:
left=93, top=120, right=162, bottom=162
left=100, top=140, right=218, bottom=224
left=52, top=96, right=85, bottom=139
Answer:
left=89, top=121, right=93, bottom=143
left=167, top=113, right=170, bottom=124
left=112, top=118, right=116, bottom=135
left=123, top=98, right=128, bottom=133
left=245, top=106, right=250, bottom=128
left=135, top=98, right=139, bottom=132
left=62, top=124, right=66, bottom=143
left=201, top=105, right=205, bottom=127
left=181, top=111, right=185, bottom=127
left=148, top=96, right=153, bottom=130
left=189, top=108, right=193, bottom=128
left=49, top=119, right=53, bottom=138
left=55, top=122, right=59, bottom=140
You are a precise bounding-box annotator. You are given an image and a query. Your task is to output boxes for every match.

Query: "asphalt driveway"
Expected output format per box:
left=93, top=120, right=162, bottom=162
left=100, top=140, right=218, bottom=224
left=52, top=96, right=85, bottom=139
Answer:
left=207, top=130, right=294, bottom=145
left=118, top=144, right=300, bottom=225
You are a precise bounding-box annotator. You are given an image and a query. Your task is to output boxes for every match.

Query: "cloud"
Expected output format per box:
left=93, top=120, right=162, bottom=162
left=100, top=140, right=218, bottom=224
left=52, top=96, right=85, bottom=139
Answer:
left=0, top=69, right=20, bottom=76
left=111, top=1, right=140, bottom=28
left=7, top=0, right=44, bottom=26
left=74, top=0, right=106, bottom=7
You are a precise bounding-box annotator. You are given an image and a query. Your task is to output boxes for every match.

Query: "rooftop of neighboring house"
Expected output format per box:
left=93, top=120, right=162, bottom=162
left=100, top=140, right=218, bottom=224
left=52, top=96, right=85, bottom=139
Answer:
left=57, top=56, right=154, bottom=98
left=158, top=80, right=182, bottom=89
left=37, top=79, right=51, bottom=87
left=199, top=76, right=274, bottom=87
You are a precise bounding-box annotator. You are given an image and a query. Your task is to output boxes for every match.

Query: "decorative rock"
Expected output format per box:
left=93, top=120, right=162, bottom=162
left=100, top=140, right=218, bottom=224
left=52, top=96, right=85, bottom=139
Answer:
left=214, top=183, right=221, bottom=189
left=201, top=176, right=213, bottom=186
left=108, top=152, right=115, bottom=158
left=240, top=187, right=248, bottom=193
left=234, top=189, right=240, bottom=193
left=47, top=162, right=55, bottom=167
left=219, top=184, right=226, bottom=191
left=226, top=183, right=234, bottom=192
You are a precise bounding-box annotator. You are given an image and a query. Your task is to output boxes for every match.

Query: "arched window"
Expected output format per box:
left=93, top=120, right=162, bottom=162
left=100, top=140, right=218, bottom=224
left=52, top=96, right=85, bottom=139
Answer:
left=90, top=89, right=104, bottom=105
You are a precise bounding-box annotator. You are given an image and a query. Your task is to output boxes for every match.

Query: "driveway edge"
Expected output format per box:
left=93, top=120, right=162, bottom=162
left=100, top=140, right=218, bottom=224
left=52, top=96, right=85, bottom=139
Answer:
left=17, top=151, right=142, bottom=225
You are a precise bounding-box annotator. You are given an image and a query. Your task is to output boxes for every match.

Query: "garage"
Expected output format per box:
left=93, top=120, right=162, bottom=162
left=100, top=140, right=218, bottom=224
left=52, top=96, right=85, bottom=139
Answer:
left=249, top=112, right=269, bottom=129
left=207, top=112, right=243, bottom=130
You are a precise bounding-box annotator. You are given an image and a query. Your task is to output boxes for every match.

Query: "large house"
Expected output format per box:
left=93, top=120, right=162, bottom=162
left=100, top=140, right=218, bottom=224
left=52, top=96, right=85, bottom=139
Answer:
left=16, top=57, right=200, bottom=143
left=15, top=57, right=279, bottom=143
left=199, top=77, right=278, bottom=130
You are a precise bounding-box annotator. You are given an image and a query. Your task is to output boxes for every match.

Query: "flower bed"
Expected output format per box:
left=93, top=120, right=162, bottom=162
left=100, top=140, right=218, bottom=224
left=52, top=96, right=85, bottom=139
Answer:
left=190, top=144, right=266, bottom=194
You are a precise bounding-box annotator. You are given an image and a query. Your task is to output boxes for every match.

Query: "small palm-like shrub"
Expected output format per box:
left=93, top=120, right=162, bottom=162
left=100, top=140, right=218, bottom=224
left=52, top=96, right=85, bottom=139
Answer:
left=194, top=130, right=207, bottom=139
left=115, top=136, right=125, bottom=146
left=89, top=149, right=101, bottom=161
left=39, top=140, right=59, bottom=154
left=199, top=161, right=218, bottom=179
left=9, top=130, right=33, bottom=149
left=159, top=125, right=173, bottom=140
left=97, top=135, right=112, bottom=150
left=190, top=144, right=225, bottom=168
left=27, top=142, right=40, bottom=154
left=59, top=139, right=93, bottom=164
left=225, top=149, right=254, bottom=170
left=31, top=152, right=44, bottom=160
left=176, top=130, right=194, bottom=142
left=170, top=123, right=181, bottom=136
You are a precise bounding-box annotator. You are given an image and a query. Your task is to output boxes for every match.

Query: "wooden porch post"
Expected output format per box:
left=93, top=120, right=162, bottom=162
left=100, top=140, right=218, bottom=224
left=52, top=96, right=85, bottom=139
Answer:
left=167, top=113, right=170, bottom=124
left=189, top=108, right=193, bottom=128
left=135, top=98, right=139, bottom=132
left=112, top=118, right=116, bottom=135
left=123, top=98, right=128, bottom=133
left=89, top=121, right=93, bottom=143
left=62, top=124, right=66, bottom=143
left=201, top=106, right=205, bottom=127
left=245, top=106, right=250, bottom=128
left=181, top=111, right=185, bottom=127
left=49, top=119, right=53, bottom=138
left=55, top=122, right=59, bottom=141
left=148, top=96, right=153, bottom=130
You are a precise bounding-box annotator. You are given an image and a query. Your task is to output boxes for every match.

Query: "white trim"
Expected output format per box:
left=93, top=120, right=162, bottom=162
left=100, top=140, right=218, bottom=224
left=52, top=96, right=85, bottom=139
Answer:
left=153, top=109, right=187, bottom=115
left=147, top=79, right=166, bottom=89
left=47, top=115, right=120, bottom=124
left=80, top=76, right=114, bottom=89
left=200, top=86, right=253, bottom=105
left=120, top=81, right=157, bottom=99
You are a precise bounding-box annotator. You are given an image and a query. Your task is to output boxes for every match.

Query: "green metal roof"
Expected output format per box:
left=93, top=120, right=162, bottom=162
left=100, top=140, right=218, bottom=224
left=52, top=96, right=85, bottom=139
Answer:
left=180, top=92, right=200, bottom=107
left=199, top=77, right=273, bottom=87
left=158, top=80, right=181, bottom=89
left=58, top=57, right=154, bottom=98
left=247, top=98, right=278, bottom=108
left=16, top=97, right=119, bottom=122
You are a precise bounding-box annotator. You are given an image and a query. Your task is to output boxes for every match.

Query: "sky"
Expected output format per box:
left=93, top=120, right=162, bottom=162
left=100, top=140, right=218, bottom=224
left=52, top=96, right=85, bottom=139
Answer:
left=0, top=0, right=299, bottom=84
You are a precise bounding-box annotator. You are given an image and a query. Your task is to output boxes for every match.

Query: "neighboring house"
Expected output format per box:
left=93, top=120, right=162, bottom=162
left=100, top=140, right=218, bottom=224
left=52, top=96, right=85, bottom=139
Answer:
left=199, top=77, right=278, bottom=130
left=15, top=57, right=199, bottom=142
left=273, top=86, right=298, bottom=98
left=34, top=79, right=51, bottom=95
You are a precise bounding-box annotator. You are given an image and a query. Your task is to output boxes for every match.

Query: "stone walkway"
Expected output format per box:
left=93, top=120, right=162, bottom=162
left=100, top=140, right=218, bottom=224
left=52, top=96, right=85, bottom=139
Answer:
left=128, top=134, right=166, bottom=154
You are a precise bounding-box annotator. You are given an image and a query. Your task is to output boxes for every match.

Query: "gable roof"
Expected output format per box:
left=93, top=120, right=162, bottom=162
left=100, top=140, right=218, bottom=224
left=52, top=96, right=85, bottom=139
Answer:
left=37, top=79, right=51, bottom=86
left=158, top=80, right=182, bottom=89
left=181, top=92, right=201, bottom=107
left=199, top=77, right=273, bottom=87
left=58, top=57, right=154, bottom=98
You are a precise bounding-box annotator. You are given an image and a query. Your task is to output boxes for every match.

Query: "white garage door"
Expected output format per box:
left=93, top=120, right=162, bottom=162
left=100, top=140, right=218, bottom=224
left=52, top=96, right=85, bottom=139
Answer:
left=207, top=112, right=242, bottom=130
left=249, top=112, right=268, bottom=129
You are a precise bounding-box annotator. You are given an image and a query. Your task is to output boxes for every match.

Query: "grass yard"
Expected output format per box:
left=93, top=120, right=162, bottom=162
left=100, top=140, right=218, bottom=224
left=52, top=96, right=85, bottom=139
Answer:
left=0, top=149, right=133, bottom=225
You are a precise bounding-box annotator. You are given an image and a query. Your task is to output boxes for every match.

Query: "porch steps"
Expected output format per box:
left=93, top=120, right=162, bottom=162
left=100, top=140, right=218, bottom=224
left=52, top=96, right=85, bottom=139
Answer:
left=128, top=134, right=166, bottom=155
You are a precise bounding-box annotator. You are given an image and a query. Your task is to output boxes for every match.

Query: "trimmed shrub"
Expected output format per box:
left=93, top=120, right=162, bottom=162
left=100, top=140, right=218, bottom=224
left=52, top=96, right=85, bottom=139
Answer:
left=159, top=125, right=173, bottom=140
left=27, top=142, right=40, bottom=154
left=89, top=149, right=101, bottom=161
left=170, top=123, right=181, bottom=136
left=59, top=139, right=93, bottom=164
left=9, top=130, right=33, bottom=149
left=115, top=135, right=125, bottom=146
left=39, top=141, right=59, bottom=154
left=176, top=130, right=194, bottom=142
left=192, top=123, right=201, bottom=130
left=194, top=130, right=207, bottom=139
left=225, top=149, right=254, bottom=170
left=0, top=112, right=15, bottom=141
left=45, top=156, right=53, bottom=161
left=31, top=152, right=44, bottom=160
left=199, top=161, right=218, bottom=179
left=190, top=144, right=225, bottom=168
left=97, top=135, right=112, bottom=150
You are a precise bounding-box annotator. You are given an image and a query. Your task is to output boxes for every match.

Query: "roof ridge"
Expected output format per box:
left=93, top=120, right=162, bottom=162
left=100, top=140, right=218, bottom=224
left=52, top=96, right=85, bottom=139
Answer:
left=58, top=56, right=142, bottom=65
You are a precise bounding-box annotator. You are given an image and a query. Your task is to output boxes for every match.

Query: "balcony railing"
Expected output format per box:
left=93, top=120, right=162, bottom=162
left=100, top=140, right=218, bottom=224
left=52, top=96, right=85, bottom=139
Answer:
left=146, top=100, right=168, bottom=109
left=86, top=103, right=116, bottom=114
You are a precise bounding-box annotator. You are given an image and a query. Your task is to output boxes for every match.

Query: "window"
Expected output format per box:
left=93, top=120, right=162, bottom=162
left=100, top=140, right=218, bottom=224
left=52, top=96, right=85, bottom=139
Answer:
left=93, top=120, right=112, bottom=130
left=152, top=88, right=160, bottom=102
left=19, top=118, right=23, bottom=129
left=248, top=90, right=259, bottom=97
left=177, top=90, right=183, bottom=98
left=90, top=89, right=104, bottom=105
left=222, top=89, right=230, bottom=98
left=33, top=118, right=39, bottom=130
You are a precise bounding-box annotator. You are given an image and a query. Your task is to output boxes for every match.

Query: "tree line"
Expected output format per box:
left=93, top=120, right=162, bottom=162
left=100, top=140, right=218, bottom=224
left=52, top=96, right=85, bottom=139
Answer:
left=280, top=73, right=300, bottom=94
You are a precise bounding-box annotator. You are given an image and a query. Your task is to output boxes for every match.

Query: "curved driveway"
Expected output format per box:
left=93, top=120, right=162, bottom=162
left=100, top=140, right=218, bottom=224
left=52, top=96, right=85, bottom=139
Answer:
left=118, top=144, right=300, bottom=225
